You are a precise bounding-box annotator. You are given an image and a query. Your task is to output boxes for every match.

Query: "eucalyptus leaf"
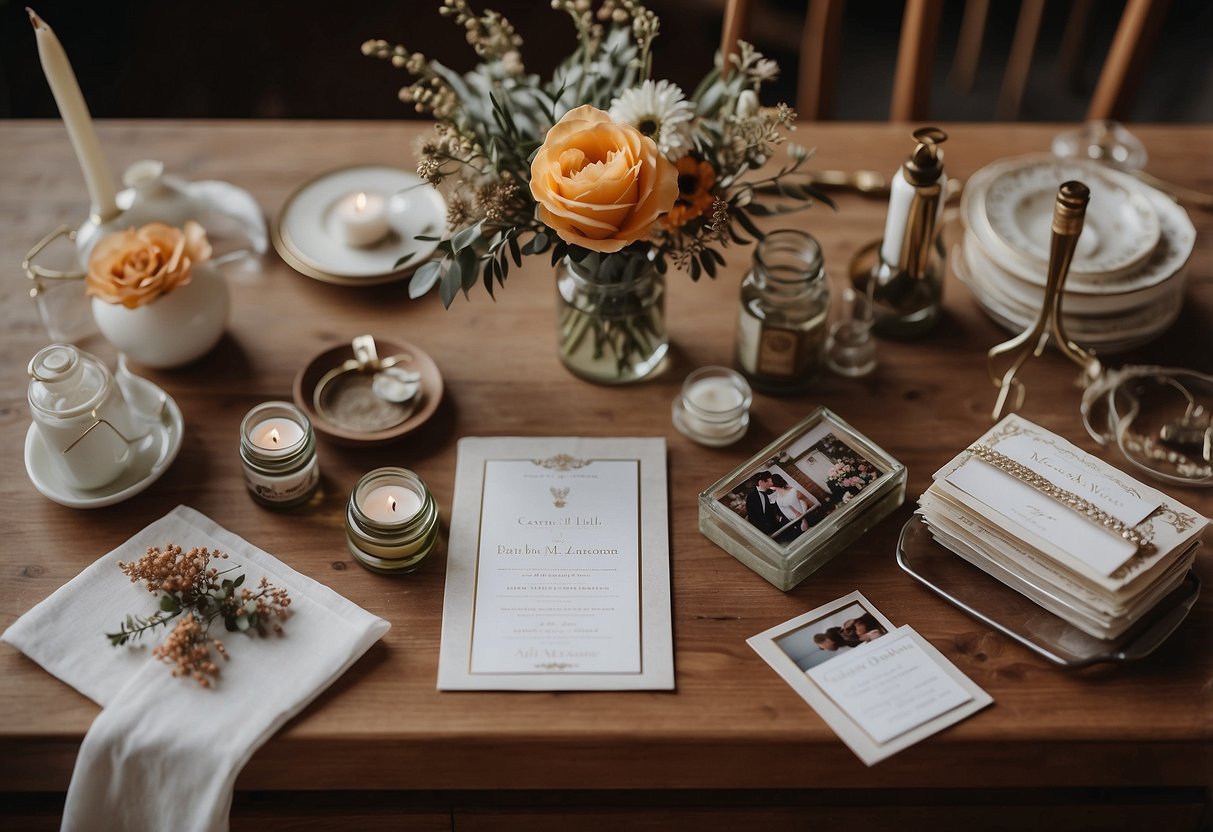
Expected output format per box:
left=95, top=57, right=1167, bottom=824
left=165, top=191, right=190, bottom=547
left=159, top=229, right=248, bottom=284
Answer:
left=409, top=260, right=443, bottom=299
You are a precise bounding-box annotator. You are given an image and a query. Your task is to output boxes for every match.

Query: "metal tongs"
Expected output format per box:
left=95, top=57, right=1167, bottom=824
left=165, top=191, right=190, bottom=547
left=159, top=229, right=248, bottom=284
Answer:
left=987, top=181, right=1103, bottom=421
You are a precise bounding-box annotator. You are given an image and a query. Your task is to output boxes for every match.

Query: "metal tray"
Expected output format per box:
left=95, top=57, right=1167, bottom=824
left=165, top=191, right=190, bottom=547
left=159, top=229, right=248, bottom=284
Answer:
left=895, top=515, right=1200, bottom=668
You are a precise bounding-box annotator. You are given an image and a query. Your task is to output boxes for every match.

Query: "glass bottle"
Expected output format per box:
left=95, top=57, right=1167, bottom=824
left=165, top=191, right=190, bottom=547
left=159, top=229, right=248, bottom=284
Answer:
left=735, top=230, right=830, bottom=394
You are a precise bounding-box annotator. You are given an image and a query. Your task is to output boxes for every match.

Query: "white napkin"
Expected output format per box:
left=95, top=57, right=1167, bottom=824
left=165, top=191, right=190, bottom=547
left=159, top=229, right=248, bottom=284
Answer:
left=1, top=506, right=389, bottom=832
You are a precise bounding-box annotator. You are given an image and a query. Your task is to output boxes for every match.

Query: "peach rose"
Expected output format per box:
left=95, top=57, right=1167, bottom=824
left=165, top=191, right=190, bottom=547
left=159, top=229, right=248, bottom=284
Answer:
left=86, top=221, right=212, bottom=309
left=529, top=105, right=678, bottom=253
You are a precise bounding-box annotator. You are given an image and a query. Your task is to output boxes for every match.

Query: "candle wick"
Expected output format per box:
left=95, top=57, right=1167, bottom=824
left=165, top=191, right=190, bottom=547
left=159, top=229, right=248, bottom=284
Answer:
left=355, top=192, right=367, bottom=213
left=389, top=496, right=397, bottom=513
left=269, top=428, right=280, bottom=446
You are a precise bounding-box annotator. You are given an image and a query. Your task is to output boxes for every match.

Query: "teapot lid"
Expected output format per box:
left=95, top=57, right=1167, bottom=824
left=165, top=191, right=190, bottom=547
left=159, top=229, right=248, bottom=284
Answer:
left=28, top=344, right=111, bottom=418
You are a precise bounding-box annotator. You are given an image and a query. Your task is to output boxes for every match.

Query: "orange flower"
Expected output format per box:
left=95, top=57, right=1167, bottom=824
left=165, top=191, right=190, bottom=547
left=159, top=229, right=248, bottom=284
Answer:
left=529, top=105, right=678, bottom=253
left=86, top=221, right=212, bottom=309
left=663, top=156, right=716, bottom=229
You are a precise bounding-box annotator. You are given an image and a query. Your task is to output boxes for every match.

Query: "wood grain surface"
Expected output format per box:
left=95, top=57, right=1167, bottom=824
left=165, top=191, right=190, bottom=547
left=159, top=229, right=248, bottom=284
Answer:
left=1, top=121, right=1210, bottom=798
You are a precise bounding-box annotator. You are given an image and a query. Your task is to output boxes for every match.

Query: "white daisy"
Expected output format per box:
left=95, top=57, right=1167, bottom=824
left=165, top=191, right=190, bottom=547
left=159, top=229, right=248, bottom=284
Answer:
left=609, top=79, right=695, bottom=159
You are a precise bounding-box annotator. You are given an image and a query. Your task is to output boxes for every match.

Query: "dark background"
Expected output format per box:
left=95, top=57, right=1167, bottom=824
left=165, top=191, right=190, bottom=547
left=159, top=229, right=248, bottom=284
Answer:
left=3, top=0, right=1211, bottom=122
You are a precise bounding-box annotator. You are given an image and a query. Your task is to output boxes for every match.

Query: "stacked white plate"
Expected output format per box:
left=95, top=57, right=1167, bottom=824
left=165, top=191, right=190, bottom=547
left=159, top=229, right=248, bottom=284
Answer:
left=957, top=154, right=1195, bottom=353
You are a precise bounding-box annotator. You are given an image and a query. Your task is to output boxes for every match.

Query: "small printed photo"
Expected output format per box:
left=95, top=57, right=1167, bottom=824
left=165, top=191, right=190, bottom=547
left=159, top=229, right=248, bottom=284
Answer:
left=715, top=418, right=886, bottom=547
left=774, top=602, right=889, bottom=672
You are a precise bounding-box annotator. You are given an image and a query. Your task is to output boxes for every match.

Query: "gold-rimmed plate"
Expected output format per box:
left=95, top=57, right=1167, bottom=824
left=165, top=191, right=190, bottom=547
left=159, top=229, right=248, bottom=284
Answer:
left=273, top=165, right=445, bottom=286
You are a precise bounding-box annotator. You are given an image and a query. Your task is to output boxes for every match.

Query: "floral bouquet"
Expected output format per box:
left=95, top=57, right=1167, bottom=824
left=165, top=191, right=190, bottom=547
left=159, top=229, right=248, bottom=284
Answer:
left=364, top=0, right=827, bottom=380
left=826, top=459, right=879, bottom=499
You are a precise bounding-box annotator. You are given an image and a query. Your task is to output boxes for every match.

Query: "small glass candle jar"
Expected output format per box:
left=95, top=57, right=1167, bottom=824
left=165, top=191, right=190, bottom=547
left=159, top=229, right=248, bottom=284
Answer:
left=239, top=402, right=320, bottom=508
left=735, top=229, right=830, bottom=395
left=672, top=366, right=753, bottom=447
left=345, top=467, right=440, bottom=574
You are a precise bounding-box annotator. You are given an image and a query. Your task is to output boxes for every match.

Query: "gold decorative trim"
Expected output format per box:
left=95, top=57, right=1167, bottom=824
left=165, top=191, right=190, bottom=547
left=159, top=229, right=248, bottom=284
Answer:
left=531, top=454, right=592, bottom=471
left=967, top=444, right=1151, bottom=549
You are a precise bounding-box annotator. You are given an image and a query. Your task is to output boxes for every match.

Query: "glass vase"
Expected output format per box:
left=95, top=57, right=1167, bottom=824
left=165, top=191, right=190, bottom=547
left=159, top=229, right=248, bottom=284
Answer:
left=555, top=254, right=668, bottom=384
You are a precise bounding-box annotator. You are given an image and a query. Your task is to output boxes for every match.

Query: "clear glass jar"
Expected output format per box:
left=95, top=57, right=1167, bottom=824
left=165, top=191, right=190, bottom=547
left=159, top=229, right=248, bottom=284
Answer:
left=555, top=254, right=668, bottom=384
left=735, top=230, right=830, bottom=394
left=239, top=402, right=320, bottom=508
left=345, top=467, right=440, bottom=575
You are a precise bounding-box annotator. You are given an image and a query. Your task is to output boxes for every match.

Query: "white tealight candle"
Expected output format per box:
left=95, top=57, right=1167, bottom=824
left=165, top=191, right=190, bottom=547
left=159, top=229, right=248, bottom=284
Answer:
left=334, top=191, right=390, bottom=247
left=361, top=485, right=422, bottom=523
left=251, top=417, right=305, bottom=451
left=686, top=377, right=745, bottom=414
left=672, top=366, right=752, bottom=447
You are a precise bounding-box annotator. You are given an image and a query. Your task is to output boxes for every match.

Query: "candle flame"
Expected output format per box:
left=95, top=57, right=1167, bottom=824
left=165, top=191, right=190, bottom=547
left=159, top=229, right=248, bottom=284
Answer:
left=389, top=495, right=397, bottom=513
left=355, top=192, right=368, bottom=212
left=269, top=428, right=280, bottom=446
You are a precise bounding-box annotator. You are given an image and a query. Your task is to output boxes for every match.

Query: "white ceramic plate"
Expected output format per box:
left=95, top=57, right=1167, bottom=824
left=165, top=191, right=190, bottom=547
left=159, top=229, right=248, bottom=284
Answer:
left=953, top=247, right=1181, bottom=353
left=962, top=229, right=1187, bottom=316
left=24, top=386, right=184, bottom=509
left=274, top=165, right=445, bottom=284
left=983, top=158, right=1159, bottom=276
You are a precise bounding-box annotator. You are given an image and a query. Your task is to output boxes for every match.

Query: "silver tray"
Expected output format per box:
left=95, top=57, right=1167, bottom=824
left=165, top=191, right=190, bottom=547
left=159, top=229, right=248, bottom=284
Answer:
left=895, top=515, right=1200, bottom=668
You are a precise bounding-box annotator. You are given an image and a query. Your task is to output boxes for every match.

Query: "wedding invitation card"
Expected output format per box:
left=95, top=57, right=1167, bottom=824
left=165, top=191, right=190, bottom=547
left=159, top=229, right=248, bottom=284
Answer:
left=748, top=592, right=992, bottom=765
left=437, top=437, right=673, bottom=690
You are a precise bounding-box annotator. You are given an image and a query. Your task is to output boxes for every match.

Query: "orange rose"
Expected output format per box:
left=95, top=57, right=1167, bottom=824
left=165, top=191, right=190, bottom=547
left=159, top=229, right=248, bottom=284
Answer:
left=529, top=105, right=678, bottom=253
left=86, top=221, right=212, bottom=309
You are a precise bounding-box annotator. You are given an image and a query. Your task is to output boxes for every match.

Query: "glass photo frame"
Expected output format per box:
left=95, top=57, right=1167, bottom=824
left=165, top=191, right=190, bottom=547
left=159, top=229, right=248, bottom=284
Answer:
left=699, top=406, right=906, bottom=590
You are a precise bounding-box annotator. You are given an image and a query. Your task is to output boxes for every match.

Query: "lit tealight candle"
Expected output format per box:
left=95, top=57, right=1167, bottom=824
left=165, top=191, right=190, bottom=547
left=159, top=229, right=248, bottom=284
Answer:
left=334, top=191, right=390, bottom=247
left=346, top=467, right=439, bottom=575
left=251, top=417, right=305, bottom=451
left=361, top=484, right=423, bottom=523
left=239, top=402, right=320, bottom=508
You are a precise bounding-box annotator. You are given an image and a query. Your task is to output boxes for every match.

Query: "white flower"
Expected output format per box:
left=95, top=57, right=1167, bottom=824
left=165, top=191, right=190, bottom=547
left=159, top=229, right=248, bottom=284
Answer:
left=749, top=58, right=779, bottom=83
left=609, top=79, right=695, bottom=159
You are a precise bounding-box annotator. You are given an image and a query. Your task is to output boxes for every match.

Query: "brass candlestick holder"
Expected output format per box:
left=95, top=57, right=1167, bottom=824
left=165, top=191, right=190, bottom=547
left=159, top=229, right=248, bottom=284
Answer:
left=987, top=181, right=1103, bottom=421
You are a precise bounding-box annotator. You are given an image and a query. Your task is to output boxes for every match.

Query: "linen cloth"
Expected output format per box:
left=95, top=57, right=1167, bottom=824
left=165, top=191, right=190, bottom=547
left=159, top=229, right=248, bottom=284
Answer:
left=1, top=505, right=390, bottom=832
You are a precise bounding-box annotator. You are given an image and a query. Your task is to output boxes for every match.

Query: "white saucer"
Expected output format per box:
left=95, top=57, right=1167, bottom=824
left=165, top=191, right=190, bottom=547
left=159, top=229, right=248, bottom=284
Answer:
left=274, top=165, right=446, bottom=286
left=24, top=386, right=184, bottom=509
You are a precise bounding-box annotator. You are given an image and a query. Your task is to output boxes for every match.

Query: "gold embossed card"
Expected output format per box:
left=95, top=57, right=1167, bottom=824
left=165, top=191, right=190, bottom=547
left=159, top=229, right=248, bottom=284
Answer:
left=437, top=437, right=673, bottom=690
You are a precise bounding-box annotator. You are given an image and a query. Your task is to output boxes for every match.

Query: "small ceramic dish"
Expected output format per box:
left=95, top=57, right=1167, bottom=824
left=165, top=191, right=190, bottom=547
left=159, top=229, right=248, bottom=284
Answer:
left=274, top=165, right=446, bottom=286
left=293, top=338, right=443, bottom=445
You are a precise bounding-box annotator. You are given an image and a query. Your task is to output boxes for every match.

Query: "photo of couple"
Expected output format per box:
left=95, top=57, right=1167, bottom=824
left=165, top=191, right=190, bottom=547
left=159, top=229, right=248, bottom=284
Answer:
left=774, top=602, right=890, bottom=672
left=716, top=420, right=886, bottom=547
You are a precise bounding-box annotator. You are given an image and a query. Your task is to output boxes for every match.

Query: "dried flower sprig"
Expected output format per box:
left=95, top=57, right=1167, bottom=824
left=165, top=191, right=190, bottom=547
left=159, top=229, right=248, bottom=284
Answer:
left=107, top=543, right=292, bottom=687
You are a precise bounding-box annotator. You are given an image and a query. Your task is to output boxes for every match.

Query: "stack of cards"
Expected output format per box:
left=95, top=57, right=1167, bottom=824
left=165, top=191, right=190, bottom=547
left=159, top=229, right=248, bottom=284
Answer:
left=917, top=415, right=1208, bottom=640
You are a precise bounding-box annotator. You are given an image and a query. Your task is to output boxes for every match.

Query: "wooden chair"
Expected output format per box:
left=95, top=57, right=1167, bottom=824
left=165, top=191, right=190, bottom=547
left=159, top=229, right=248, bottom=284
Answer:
left=721, top=0, right=942, bottom=121
left=721, top=0, right=1171, bottom=122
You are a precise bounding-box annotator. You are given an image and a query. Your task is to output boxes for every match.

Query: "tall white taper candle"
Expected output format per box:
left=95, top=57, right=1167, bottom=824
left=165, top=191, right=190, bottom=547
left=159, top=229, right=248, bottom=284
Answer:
left=28, top=8, right=120, bottom=223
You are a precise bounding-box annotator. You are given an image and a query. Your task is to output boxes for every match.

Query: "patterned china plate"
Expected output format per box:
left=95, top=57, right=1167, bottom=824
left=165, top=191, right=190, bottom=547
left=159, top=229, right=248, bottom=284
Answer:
left=983, top=158, right=1159, bottom=277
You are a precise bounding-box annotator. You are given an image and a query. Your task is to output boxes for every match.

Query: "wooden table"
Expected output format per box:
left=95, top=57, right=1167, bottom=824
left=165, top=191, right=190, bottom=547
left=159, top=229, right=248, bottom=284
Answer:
left=1, top=122, right=1211, bottom=830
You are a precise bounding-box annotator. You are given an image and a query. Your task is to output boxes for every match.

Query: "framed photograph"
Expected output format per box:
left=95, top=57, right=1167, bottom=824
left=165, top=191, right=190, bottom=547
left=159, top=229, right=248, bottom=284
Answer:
left=699, top=407, right=906, bottom=590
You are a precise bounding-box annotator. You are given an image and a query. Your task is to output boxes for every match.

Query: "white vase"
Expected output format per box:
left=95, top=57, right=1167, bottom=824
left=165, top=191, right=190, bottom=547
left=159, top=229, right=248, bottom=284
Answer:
left=92, top=263, right=229, bottom=368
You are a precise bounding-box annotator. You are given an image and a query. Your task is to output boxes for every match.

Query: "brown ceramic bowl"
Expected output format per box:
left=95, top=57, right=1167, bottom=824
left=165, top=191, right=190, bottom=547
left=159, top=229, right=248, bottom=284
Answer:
left=293, top=337, right=443, bottom=446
